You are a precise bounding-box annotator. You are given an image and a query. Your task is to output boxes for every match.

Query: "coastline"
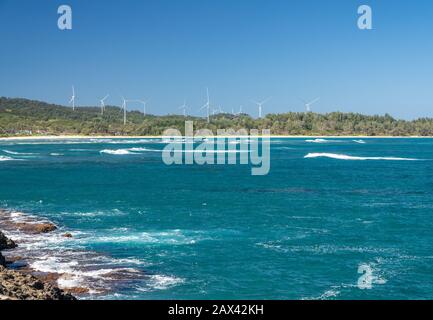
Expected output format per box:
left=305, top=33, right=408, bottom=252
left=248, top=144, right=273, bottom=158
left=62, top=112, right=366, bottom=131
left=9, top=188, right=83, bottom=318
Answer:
left=0, top=209, right=78, bottom=300
left=0, top=222, right=76, bottom=300
left=1, top=134, right=433, bottom=141
left=0, top=208, right=149, bottom=300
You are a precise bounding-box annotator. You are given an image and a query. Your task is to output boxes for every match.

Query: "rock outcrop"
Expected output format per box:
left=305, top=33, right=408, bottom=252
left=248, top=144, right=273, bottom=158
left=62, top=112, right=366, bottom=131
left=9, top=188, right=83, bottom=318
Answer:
left=0, top=266, right=76, bottom=300
left=0, top=229, right=76, bottom=300
left=14, top=222, right=57, bottom=234
left=0, top=231, right=17, bottom=250
left=0, top=252, right=5, bottom=267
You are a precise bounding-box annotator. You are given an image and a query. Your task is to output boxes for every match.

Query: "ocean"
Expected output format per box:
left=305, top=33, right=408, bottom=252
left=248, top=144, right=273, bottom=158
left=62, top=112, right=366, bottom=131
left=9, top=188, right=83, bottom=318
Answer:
left=1, top=137, right=433, bottom=300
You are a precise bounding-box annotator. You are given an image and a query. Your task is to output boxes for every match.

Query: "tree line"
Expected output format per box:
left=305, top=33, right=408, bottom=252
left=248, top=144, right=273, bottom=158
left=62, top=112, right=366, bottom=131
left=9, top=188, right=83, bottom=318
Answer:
left=1, top=97, right=433, bottom=136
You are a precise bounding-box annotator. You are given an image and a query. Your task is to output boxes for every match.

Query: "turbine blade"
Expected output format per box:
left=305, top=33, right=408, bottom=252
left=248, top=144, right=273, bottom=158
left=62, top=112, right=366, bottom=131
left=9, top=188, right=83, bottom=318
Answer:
left=262, top=97, right=272, bottom=104
left=308, top=97, right=320, bottom=105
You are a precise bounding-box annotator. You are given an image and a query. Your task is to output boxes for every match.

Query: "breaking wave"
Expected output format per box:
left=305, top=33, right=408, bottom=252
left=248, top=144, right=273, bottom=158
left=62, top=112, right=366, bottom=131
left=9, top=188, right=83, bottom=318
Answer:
left=305, top=139, right=343, bottom=143
left=3, top=150, right=37, bottom=155
left=100, top=149, right=138, bottom=155
left=0, top=209, right=186, bottom=298
left=304, top=153, right=422, bottom=161
left=0, top=156, right=15, bottom=161
left=100, top=147, right=161, bottom=155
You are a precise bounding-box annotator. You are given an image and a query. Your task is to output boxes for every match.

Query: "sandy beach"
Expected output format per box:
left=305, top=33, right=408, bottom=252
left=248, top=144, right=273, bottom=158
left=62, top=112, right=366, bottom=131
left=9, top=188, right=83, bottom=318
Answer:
left=1, top=135, right=432, bottom=141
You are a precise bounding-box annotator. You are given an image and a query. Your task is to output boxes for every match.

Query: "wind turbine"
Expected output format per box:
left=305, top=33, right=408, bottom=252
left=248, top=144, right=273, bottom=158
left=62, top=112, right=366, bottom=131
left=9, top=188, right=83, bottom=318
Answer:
left=136, top=99, right=149, bottom=116
left=100, top=94, right=109, bottom=115
left=200, top=88, right=211, bottom=123
left=179, top=101, right=188, bottom=117
left=252, top=97, right=271, bottom=118
left=302, top=97, right=320, bottom=112
left=121, top=96, right=128, bottom=125
left=238, top=105, right=243, bottom=115
left=69, top=86, right=76, bottom=111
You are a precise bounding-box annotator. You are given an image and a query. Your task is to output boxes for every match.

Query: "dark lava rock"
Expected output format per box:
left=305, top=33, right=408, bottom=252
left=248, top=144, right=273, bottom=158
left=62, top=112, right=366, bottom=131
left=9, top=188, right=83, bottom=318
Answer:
left=0, top=231, right=17, bottom=250
left=0, top=252, right=5, bottom=267
left=0, top=266, right=76, bottom=300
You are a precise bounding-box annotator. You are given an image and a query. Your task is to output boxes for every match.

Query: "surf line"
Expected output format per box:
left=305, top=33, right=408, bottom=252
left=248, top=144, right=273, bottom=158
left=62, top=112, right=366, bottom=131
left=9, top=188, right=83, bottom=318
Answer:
left=162, top=121, right=270, bottom=176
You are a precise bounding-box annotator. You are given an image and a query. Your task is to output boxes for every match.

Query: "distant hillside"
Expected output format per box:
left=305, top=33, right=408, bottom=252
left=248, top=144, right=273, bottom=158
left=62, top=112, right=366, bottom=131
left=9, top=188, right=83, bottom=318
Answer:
left=1, top=97, right=433, bottom=136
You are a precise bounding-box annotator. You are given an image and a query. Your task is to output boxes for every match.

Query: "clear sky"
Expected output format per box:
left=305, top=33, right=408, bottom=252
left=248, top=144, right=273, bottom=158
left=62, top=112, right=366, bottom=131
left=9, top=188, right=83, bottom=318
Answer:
left=0, top=0, right=432, bottom=119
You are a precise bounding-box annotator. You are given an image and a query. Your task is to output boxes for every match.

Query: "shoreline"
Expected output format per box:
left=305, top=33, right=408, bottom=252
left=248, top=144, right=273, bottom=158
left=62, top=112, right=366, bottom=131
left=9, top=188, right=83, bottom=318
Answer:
left=0, top=208, right=149, bottom=300
left=1, top=135, right=433, bottom=141
left=0, top=224, right=76, bottom=300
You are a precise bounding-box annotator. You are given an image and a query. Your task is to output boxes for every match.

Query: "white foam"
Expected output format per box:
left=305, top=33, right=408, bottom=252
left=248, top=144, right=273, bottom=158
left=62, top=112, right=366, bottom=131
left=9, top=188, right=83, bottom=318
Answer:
left=0, top=156, right=16, bottom=161
left=353, top=139, right=366, bottom=144
left=0, top=210, right=156, bottom=297
left=3, top=150, right=36, bottom=155
left=276, top=147, right=294, bottom=150
left=100, top=149, right=137, bottom=155
left=128, top=147, right=160, bottom=152
left=62, top=209, right=126, bottom=217
left=30, top=256, right=79, bottom=274
left=57, top=275, right=85, bottom=289
left=305, top=138, right=343, bottom=143
left=317, top=289, right=340, bottom=300
left=304, top=153, right=421, bottom=161
left=147, top=274, right=185, bottom=290
left=90, top=229, right=202, bottom=245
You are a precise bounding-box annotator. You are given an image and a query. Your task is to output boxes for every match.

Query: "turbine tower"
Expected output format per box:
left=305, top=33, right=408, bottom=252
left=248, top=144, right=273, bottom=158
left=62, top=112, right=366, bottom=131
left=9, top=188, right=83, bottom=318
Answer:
left=200, top=88, right=211, bottom=123
left=179, top=101, right=187, bottom=117
left=252, top=97, right=271, bottom=118
left=100, top=94, right=109, bottom=115
left=303, top=97, right=320, bottom=112
left=121, top=96, right=128, bottom=125
left=69, top=86, right=76, bottom=111
left=136, top=99, right=149, bottom=116
left=238, top=105, right=243, bottom=115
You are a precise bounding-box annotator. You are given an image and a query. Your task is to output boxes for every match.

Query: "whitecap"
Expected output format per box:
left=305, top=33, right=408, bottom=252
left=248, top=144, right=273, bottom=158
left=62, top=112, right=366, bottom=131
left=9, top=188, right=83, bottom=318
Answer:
left=305, top=139, right=343, bottom=143
left=304, top=153, right=421, bottom=161
left=3, top=150, right=36, bottom=155
left=128, top=147, right=161, bottom=152
left=100, top=149, right=137, bottom=155
left=0, top=156, right=15, bottom=161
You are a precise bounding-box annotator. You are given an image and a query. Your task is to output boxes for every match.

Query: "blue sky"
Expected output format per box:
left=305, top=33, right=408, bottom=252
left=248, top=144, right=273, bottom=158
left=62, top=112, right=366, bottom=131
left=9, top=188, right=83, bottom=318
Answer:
left=0, top=0, right=432, bottom=119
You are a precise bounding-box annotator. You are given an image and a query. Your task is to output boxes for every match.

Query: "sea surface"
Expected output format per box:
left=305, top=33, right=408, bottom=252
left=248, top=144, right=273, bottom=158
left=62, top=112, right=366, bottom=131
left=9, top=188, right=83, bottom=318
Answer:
left=1, top=137, right=433, bottom=299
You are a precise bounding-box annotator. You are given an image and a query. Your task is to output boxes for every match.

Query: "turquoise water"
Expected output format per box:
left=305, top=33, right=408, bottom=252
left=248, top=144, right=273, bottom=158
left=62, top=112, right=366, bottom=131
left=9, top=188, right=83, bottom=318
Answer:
left=1, top=137, right=433, bottom=299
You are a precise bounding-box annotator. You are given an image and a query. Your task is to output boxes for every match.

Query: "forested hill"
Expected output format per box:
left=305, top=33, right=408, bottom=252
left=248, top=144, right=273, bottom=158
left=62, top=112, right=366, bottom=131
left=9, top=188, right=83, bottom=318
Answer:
left=1, top=97, right=433, bottom=137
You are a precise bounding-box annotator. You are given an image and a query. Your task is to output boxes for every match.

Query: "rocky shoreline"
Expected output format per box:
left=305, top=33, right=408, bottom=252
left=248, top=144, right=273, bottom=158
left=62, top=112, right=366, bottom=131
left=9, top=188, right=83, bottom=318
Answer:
left=0, top=208, right=150, bottom=299
left=0, top=228, right=76, bottom=300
